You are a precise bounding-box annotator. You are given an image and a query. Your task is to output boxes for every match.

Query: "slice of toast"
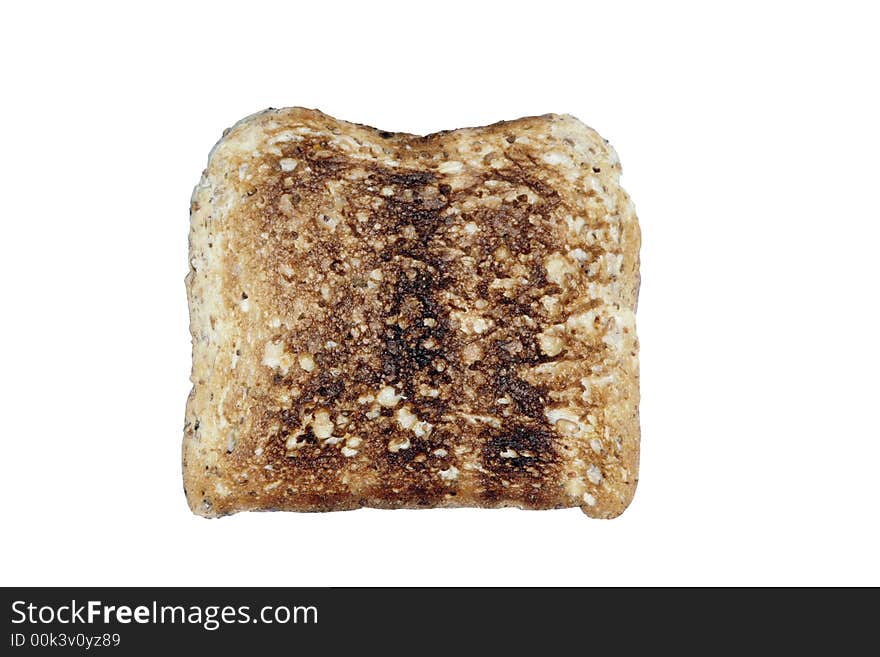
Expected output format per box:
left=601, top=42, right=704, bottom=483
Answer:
left=184, top=108, right=640, bottom=518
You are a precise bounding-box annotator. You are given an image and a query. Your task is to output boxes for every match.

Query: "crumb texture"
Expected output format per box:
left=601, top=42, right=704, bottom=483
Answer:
left=184, top=108, right=640, bottom=518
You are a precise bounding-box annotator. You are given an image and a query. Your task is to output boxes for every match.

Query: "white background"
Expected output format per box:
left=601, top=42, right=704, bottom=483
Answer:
left=2, top=1, right=878, bottom=586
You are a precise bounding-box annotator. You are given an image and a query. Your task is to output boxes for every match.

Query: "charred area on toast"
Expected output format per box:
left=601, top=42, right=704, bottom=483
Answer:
left=480, top=422, right=559, bottom=505
left=226, top=128, right=579, bottom=506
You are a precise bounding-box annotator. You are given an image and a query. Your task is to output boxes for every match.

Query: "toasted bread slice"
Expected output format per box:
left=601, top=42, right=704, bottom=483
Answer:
left=184, top=108, right=640, bottom=518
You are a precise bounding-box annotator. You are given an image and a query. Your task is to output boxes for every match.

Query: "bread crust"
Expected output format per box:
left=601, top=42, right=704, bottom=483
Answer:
left=184, top=108, right=640, bottom=518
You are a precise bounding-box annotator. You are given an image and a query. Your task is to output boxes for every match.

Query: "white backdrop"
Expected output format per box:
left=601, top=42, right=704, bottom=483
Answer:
left=2, top=1, right=877, bottom=586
